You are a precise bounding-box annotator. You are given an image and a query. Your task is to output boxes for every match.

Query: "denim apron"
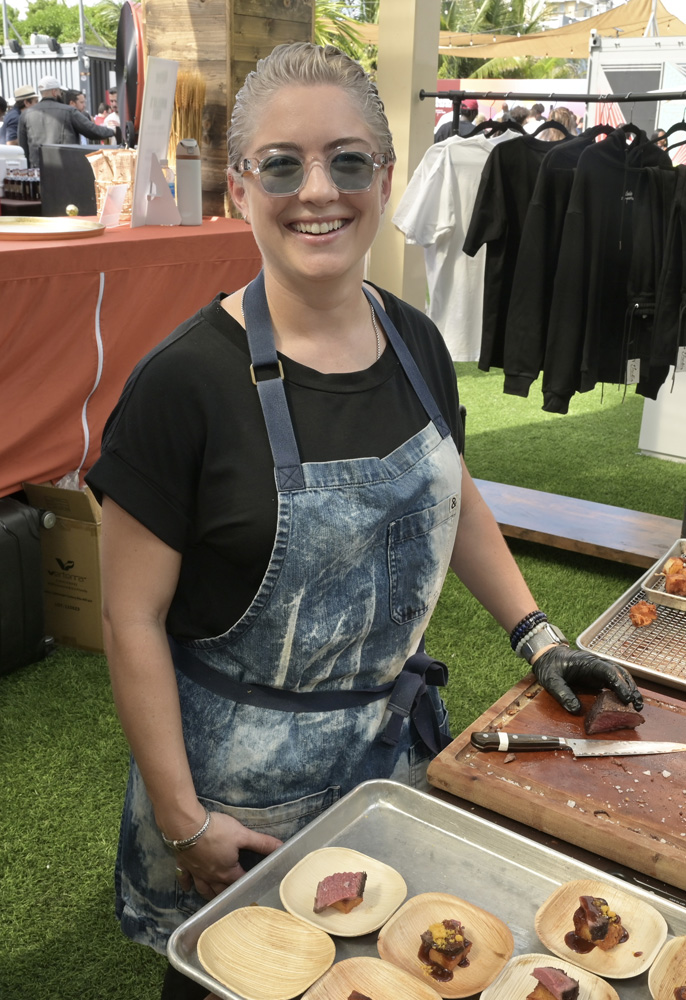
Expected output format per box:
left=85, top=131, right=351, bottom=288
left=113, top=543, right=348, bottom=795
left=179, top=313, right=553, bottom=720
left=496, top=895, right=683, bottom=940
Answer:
left=115, top=273, right=462, bottom=952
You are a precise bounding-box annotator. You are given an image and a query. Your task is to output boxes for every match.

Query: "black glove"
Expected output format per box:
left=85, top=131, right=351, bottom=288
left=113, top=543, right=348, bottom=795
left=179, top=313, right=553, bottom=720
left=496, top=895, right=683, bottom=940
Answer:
left=532, top=645, right=643, bottom=715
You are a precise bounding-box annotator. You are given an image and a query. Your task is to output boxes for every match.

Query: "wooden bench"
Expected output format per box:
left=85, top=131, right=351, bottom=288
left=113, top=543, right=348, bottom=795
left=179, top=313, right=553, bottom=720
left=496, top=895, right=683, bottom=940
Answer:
left=474, top=479, right=684, bottom=569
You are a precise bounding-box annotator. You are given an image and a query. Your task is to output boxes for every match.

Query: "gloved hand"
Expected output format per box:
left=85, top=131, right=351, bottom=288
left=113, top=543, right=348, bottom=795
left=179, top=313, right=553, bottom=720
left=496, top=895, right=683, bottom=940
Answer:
left=532, top=645, right=643, bottom=715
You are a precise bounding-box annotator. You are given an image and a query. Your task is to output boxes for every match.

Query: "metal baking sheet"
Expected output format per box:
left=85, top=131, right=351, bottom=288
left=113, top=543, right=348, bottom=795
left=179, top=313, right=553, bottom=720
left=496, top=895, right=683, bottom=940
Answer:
left=577, top=545, right=686, bottom=691
left=167, top=779, right=686, bottom=999
left=643, top=539, right=686, bottom=612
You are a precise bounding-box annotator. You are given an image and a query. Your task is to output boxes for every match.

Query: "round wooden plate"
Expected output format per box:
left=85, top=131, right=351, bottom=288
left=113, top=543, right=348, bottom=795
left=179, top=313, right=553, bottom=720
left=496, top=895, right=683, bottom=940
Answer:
left=535, top=878, right=668, bottom=979
left=196, top=905, right=335, bottom=1000
left=0, top=216, right=105, bottom=239
left=377, top=891, right=514, bottom=998
left=279, top=846, right=407, bottom=937
left=648, top=936, right=686, bottom=1000
left=301, top=955, right=440, bottom=999
left=480, top=952, right=620, bottom=1000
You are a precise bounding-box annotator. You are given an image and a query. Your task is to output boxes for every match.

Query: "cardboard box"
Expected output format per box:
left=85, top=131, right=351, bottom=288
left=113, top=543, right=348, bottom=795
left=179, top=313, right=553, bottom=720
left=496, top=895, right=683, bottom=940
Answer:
left=22, top=482, right=103, bottom=653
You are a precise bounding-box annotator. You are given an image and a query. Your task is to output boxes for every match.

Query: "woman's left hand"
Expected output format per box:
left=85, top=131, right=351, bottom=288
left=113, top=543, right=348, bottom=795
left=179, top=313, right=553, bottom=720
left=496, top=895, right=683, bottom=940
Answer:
left=532, top=645, right=643, bottom=714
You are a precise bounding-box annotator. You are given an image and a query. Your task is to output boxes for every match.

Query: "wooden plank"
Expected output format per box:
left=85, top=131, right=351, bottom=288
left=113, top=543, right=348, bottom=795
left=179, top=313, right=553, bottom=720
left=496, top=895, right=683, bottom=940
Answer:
left=427, top=677, right=686, bottom=891
left=474, top=479, right=682, bottom=568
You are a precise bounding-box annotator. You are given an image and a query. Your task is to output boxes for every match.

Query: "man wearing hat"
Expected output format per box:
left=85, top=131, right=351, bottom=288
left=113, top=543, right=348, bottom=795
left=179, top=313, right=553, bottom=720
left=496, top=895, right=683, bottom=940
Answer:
left=18, top=74, right=115, bottom=167
left=434, top=98, right=480, bottom=143
left=0, top=84, right=39, bottom=145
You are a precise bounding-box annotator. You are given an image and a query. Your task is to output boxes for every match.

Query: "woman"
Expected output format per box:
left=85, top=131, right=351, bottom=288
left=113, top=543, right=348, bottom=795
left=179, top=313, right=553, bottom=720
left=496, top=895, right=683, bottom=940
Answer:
left=85, top=42, right=641, bottom=999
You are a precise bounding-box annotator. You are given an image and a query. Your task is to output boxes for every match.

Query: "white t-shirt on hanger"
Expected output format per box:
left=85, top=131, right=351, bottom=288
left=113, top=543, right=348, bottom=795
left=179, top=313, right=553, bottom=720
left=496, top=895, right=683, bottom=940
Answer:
left=393, top=131, right=519, bottom=362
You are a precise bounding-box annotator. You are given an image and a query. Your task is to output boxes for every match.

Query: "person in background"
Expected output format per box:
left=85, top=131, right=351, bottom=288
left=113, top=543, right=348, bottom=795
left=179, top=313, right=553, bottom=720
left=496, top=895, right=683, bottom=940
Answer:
left=94, top=102, right=109, bottom=126
left=537, top=106, right=575, bottom=141
left=524, top=102, right=546, bottom=134
left=86, top=41, right=642, bottom=1000
left=495, top=102, right=510, bottom=121
left=508, top=105, right=531, bottom=128
left=434, top=98, right=480, bottom=142
left=0, top=96, right=7, bottom=129
left=103, top=88, right=121, bottom=144
left=67, top=89, right=93, bottom=145
left=0, top=85, right=39, bottom=145
left=651, top=128, right=667, bottom=150
left=18, top=74, right=115, bottom=167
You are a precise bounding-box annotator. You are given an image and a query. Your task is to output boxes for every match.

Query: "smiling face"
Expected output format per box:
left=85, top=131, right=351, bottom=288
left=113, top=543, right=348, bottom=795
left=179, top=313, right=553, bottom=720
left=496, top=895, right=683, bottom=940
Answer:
left=228, top=84, right=393, bottom=291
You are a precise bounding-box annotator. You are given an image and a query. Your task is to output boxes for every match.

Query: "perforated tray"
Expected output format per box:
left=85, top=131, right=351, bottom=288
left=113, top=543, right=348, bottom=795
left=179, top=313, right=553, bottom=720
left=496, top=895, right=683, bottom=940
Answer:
left=577, top=543, right=686, bottom=691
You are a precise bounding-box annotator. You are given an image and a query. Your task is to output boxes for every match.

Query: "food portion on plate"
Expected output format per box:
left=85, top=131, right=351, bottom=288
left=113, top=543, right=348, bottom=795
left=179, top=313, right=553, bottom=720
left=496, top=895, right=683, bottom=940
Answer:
left=377, top=891, right=514, bottom=998
left=480, top=953, right=620, bottom=1000
left=527, top=965, right=579, bottom=1000
left=566, top=895, right=628, bottom=953
left=535, top=878, right=668, bottom=979
left=648, top=935, right=686, bottom=1000
left=418, top=918, right=472, bottom=982
left=314, top=870, right=367, bottom=914
left=280, top=847, right=406, bottom=937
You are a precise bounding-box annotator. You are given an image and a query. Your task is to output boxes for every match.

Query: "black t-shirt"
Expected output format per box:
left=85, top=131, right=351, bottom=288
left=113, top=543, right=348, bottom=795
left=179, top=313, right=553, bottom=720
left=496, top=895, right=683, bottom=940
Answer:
left=86, top=287, right=464, bottom=640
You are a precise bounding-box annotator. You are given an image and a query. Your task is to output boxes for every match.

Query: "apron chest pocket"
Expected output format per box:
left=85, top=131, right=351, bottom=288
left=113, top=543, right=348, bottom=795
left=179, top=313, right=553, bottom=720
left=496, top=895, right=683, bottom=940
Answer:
left=387, top=493, right=459, bottom=624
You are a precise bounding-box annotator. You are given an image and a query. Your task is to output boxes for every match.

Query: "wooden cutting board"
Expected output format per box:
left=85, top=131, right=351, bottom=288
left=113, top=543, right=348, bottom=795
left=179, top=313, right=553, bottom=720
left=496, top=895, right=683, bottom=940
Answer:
left=427, top=678, right=686, bottom=890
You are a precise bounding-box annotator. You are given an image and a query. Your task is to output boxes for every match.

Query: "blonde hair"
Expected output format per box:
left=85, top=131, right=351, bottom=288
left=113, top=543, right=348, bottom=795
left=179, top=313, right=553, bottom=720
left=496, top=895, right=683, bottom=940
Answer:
left=228, top=42, right=395, bottom=167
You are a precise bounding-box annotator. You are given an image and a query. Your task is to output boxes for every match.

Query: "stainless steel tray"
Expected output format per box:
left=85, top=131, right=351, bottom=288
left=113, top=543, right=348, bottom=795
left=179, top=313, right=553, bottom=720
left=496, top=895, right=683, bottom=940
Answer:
left=167, top=779, right=686, bottom=999
left=576, top=546, right=686, bottom=691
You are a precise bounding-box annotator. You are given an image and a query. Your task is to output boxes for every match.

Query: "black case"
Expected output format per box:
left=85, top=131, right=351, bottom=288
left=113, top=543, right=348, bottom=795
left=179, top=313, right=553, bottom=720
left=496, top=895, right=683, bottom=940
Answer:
left=0, top=497, right=51, bottom=675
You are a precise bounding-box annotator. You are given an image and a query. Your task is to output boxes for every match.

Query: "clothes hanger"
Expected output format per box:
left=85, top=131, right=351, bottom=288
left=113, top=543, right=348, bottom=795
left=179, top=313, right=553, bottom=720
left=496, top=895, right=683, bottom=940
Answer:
left=469, top=117, right=525, bottom=137
left=532, top=119, right=570, bottom=138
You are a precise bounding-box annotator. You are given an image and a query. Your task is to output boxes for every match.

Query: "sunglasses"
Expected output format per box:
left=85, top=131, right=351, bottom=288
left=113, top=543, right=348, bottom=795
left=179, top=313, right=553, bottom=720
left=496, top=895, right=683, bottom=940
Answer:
left=237, top=148, right=391, bottom=196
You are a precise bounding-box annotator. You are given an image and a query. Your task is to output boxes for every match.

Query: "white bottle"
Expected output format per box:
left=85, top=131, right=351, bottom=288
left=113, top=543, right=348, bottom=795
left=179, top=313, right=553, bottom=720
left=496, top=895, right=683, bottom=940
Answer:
left=175, top=138, right=202, bottom=226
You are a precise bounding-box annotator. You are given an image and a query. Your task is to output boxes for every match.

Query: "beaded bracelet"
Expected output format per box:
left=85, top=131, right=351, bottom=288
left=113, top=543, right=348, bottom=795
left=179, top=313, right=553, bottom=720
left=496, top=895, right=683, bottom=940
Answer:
left=514, top=620, right=551, bottom=657
left=509, top=610, right=548, bottom=651
left=161, top=807, right=211, bottom=852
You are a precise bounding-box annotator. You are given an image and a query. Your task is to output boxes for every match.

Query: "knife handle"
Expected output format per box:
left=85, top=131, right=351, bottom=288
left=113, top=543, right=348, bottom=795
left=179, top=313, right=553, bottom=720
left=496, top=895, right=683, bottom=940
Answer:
left=471, top=732, right=566, bottom=752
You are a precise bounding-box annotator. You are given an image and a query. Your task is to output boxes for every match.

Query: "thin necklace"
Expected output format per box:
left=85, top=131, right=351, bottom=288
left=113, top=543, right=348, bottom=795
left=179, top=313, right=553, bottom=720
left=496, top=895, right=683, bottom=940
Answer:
left=370, top=298, right=381, bottom=361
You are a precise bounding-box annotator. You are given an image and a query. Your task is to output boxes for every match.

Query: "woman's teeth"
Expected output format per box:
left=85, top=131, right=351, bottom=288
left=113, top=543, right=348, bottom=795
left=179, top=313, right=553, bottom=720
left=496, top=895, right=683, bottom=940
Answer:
left=292, top=219, right=345, bottom=234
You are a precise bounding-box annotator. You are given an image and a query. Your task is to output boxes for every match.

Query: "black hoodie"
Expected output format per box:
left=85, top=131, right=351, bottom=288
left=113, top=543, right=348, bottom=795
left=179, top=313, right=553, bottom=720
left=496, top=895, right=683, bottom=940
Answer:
left=540, top=127, right=673, bottom=413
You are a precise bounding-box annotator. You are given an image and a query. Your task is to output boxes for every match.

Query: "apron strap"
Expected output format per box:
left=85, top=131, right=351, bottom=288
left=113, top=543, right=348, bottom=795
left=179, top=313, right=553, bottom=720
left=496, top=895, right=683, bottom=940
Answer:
left=169, top=635, right=450, bottom=756
left=378, top=636, right=452, bottom=756
left=242, top=272, right=305, bottom=491
left=362, top=287, right=451, bottom=441
left=169, top=635, right=394, bottom=712
left=242, top=270, right=452, bottom=493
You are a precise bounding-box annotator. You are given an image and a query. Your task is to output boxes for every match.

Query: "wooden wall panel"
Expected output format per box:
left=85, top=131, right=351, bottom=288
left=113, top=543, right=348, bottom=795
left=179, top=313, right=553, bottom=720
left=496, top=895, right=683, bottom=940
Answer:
left=141, top=0, right=313, bottom=217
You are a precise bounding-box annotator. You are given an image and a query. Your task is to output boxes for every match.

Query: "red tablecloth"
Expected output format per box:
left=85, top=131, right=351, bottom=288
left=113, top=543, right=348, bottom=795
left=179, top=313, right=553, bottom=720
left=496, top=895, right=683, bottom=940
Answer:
left=1, top=217, right=261, bottom=496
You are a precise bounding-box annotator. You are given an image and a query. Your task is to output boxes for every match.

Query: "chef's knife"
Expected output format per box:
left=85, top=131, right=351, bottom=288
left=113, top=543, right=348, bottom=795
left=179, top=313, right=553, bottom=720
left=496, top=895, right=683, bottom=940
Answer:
left=470, top=731, right=686, bottom=758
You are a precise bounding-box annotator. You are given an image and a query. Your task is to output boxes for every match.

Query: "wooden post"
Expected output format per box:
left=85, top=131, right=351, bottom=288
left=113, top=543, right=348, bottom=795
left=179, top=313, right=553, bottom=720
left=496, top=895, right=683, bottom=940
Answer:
left=141, top=0, right=314, bottom=216
left=369, top=0, right=440, bottom=309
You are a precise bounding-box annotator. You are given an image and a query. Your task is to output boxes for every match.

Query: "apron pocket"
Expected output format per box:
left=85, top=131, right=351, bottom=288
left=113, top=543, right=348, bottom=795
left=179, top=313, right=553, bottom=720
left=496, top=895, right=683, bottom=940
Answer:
left=175, top=784, right=341, bottom=914
left=387, top=493, right=459, bottom=624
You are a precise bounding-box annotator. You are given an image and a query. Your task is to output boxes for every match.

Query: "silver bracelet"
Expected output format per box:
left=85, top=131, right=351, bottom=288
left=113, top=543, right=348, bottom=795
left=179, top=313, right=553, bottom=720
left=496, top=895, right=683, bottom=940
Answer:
left=514, top=620, right=550, bottom=657
left=519, top=623, right=568, bottom=664
left=161, top=807, right=211, bottom=852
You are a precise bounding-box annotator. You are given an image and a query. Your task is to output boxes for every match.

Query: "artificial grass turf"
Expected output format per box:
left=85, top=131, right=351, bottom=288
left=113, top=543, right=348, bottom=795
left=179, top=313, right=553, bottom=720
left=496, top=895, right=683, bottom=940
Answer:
left=2, top=364, right=683, bottom=998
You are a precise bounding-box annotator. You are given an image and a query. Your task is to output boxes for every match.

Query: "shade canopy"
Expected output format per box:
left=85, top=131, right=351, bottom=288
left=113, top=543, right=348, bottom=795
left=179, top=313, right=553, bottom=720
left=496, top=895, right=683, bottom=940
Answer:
left=349, top=0, right=686, bottom=60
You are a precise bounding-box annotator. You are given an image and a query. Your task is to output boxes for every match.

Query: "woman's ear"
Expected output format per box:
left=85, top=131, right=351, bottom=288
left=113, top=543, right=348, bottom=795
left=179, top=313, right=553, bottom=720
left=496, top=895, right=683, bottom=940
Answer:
left=227, top=170, right=249, bottom=221
left=380, top=162, right=393, bottom=213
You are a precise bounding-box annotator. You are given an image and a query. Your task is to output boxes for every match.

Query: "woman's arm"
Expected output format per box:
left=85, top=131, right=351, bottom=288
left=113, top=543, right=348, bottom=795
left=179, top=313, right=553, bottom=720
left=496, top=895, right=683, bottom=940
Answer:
left=449, top=460, right=538, bottom=633
left=450, top=461, right=642, bottom=712
left=101, top=496, right=281, bottom=897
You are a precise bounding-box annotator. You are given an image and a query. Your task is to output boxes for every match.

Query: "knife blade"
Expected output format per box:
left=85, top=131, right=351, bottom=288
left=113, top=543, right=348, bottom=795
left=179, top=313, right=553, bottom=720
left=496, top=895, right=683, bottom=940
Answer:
left=470, top=731, right=686, bottom=758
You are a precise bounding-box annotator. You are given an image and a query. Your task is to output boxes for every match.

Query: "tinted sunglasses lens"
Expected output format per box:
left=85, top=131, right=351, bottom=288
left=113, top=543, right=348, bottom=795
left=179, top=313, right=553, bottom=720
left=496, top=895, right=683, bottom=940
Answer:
left=259, top=155, right=304, bottom=194
left=330, top=151, right=375, bottom=191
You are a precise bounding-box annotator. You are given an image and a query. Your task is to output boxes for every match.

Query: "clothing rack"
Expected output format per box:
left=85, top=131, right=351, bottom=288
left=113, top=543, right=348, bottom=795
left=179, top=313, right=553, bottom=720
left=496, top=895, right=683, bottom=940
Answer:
left=417, top=86, right=686, bottom=558
left=420, top=88, right=686, bottom=131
